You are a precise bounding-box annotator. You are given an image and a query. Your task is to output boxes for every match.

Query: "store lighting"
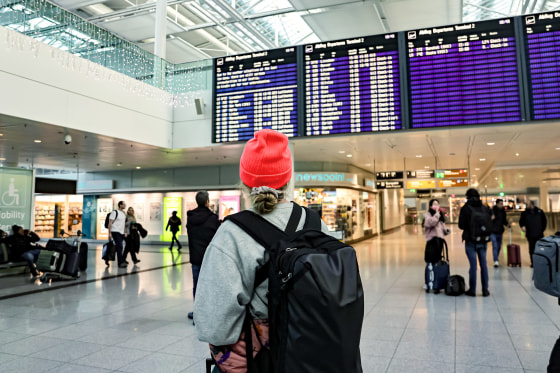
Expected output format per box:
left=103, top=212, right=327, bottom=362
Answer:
left=136, top=166, right=141, bottom=169
left=117, top=163, right=122, bottom=166
left=479, top=158, right=486, bottom=161
left=424, top=166, right=430, bottom=169
left=34, top=139, right=42, bottom=143
left=0, top=133, right=3, bottom=136
left=475, top=168, right=480, bottom=171
left=338, top=150, right=345, bottom=154
left=416, top=155, right=422, bottom=158
left=487, top=142, right=495, bottom=146
left=515, top=153, right=520, bottom=156
left=346, top=154, right=352, bottom=158
left=0, top=158, right=5, bottom=161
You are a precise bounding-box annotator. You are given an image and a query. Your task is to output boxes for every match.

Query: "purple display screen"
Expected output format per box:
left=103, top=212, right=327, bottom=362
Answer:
left=407, top=19, right=522, bottom=128
left=304, top=34, right=402, bottom=136
left=214, top=48, right=298, bottom=143
left=523, top=13, right=560, bottom=120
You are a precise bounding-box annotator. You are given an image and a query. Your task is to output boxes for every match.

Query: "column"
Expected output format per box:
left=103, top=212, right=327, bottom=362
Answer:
left=153, top=0, right=168, bottom=89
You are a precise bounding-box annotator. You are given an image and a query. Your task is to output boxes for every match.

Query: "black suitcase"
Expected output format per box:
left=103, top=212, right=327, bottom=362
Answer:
left=61, top=250, right=80, bottom=277
left=78, top=242, right=88, bottom=271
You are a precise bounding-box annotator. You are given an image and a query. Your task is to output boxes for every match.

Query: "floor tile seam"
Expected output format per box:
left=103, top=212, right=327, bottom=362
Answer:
left=492, top=269, right=534, bottom=370
left=0, top=260, right=191, bottom=301
left=384, top=270, right=425, bottom=373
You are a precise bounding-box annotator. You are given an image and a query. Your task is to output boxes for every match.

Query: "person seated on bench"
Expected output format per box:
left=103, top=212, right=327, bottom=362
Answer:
left=5, top=225, right=42, bottom=276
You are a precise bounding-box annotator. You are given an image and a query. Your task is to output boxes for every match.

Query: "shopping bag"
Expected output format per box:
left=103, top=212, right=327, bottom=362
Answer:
left=102, top=240, right=116, bottom=261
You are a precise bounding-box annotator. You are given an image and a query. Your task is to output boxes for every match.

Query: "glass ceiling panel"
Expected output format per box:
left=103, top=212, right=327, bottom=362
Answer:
left=236, top=0, right=292, bottom=15
left=248, top=12, right=319, bottom=47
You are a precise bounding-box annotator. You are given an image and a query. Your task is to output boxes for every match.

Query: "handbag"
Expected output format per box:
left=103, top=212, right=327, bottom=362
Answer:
left=102, top=240, right=116, bottom=261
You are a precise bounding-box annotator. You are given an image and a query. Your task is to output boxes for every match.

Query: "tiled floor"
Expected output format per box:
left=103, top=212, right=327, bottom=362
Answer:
left=0, top=225, right=558, bottom=372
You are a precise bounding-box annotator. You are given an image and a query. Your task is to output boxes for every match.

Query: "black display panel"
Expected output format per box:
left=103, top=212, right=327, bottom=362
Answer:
left=523, top=13, right=560, bottom=120
left=407, top=18, right=523, bottom=128
left=304, top=34, right=402, bottom=135
left=213, top=47, right=298, bottom=143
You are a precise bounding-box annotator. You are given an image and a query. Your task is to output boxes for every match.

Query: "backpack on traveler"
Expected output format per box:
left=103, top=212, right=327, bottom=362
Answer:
left=104, top=210, right=118, bottom=229
left=226, top=203, right=364, bottom=373
left=467, top=204, right=492, bottom=243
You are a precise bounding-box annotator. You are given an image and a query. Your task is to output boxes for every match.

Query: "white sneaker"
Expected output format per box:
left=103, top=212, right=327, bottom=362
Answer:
left=423, top=284, right=428, bottom=290
left=494, top=261, right=499, bottom=268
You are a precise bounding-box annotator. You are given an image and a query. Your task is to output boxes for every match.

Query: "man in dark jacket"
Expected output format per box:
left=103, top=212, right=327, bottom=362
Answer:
left=186, top=190, right=220, bottom=320
left=5, top=225, right=42, bottom=276
left=519, top=200, right=547, bottom=267
left=458, top=188, right=491, bottom=297
left=490, top=199, right=510, bottom=267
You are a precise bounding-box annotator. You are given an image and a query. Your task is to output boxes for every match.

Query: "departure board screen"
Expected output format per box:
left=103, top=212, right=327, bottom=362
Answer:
left=407, top=19, right=522, bottom=128
left=523, top=13, right=560, bottom=120
left=304, top=34, right=402, bottom=135
left=213, top=47, right=298, bottom=143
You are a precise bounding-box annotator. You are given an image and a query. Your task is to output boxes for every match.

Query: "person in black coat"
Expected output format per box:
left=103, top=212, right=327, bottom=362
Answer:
left=490, top=199, right=510, bottom=267
left=166, top=211, right=182, bottom=251
left=5, top=225, right=42, bottom=276
left=186, top=190, right=220, bottom=320
left=458, top=188, right=491, bottom=297
left=519, top=200, right=547, bottom=267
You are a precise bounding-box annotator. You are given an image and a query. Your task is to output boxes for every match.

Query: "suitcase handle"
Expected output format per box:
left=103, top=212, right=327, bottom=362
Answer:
left=509, top=227, right=512, bottom=245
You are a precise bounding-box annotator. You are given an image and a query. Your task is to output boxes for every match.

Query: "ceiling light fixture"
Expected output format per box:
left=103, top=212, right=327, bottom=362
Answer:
left=365, top=163, right=371, bottom=167
left=487, top=142, right=495, bottom=146
left=0, top=158, right=5, bottom=161
left=479, top=158, right=486, bottom=161
left=34, top=139, right=42, bottom=143
left=475, top=168, right=480, bottom=171
left=424, top=166, right=430, bottom=169
left=136, top=166, right=141, bottom=169
left=346, top=154, right=352, bottom=158
left=556, top=147, right=560, bottom=150
left=338, top=150, right=345, bottom=154
left=515, top=153, right=520, bottom=156
left=416, top=155, right=422, bottom=158
left=0, top=133, right=3, bottom=136
left=117, top=163, right=122, bottom=166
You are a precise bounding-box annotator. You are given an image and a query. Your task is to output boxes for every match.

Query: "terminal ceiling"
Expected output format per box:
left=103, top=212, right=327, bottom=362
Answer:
left=2, top=0, right=560, bottom=193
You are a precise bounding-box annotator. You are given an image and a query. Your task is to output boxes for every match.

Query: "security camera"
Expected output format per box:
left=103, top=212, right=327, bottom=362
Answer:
left=64, top=134, right=72, bottom=145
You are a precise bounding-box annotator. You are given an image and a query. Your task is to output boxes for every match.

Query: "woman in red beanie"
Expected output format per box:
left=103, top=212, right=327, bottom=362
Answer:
left=193, top=129, right=330, bottom=372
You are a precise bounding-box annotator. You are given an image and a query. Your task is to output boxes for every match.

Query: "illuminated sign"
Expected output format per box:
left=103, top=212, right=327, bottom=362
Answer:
left=438, top=179, right=469, bottom=187
left=294, top=172, right=359, bottom=186
left=406, top=170, right=435, bottom=179
left=162, top=197, right=182, bottom=241
left=406, top=180, right=436, bottom=189
left=436, top=169, right=469, bottom=178
left=376, top=181, right=403, bottom=189
left=376, top=171, right=404, bottom=180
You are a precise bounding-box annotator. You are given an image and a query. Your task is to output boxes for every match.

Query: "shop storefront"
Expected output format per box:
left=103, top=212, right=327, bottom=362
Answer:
left=34, top=195, right=83, bottom=238
left=293, top=172, right=379, bottom=242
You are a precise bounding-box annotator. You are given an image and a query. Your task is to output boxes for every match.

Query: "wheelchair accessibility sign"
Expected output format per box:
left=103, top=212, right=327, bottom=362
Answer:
left=0, top=168, right=32, bottom=231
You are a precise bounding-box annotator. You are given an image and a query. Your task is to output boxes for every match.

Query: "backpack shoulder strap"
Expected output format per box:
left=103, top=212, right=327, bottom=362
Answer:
left=302, top=206, right=322, bottom=230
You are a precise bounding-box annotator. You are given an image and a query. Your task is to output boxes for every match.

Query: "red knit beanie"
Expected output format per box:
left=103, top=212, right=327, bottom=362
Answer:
left=239, top=129, right=292, bottom=189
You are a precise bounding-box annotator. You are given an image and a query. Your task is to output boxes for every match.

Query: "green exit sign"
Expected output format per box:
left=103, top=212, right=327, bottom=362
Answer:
left=435, top=172, right=445, bottom=178
left=410, top=189, right=416, bottom=193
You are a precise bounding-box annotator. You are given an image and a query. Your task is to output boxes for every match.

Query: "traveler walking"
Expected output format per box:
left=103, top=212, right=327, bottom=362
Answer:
left=490, top=199, right=510, bottom=267
left=458, top=188, right=491, bottom=297
left=186, top=191, right=219, bottom=320
left=519, top=200, right=547, bottom=267
left=166, top=211, right=182, bottom=251
left=123, top=206, right=140, bottom=264
left=107, top=201, right=127, bottom=268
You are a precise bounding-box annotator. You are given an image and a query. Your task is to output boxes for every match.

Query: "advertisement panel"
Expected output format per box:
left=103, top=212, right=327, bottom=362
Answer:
left=162, top=197, right=182, bottom=241
left=0, top=168, right=33, bottom=232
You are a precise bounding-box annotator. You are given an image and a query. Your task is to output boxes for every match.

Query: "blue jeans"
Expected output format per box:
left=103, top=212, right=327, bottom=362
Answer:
left=491, top=233, right=503, bottom=262
left=192, top=264, right=201, bottom=299
left=111, top=232, right=125, bottom=265
left=21, top=248, right=41, bottom=273
left=465, top=241, right=489, bottom=293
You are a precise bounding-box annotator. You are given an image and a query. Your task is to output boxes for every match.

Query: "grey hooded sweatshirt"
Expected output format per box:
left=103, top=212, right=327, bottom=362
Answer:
left=194, top=202, right=330, bottom=346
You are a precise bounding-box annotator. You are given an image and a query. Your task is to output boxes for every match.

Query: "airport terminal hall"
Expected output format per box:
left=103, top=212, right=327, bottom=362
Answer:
left=4, top=0, right=560, bottom=371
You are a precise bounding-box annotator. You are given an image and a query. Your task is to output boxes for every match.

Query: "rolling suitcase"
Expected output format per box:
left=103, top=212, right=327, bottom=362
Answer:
left=36, top=250, right=66, bottom=272
left=61, top=251, right=80, bottom=277
left=78, top=242, right=88, bottom=271
left=507, top=228, right=521, bottom=267
left=425, top=239, right=450, bottom=293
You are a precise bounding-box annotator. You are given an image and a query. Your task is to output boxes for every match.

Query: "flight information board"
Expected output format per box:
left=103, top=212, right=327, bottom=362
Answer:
left=407, top=19, right=523, bottom=128
left=213, top=48, right=298, bottom=143
left=523, top=12, right=560, bottom=120
left=304, top=34, right=402, bottom=135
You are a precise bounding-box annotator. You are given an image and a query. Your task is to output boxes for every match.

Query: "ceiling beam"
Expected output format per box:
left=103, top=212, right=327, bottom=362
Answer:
left=87, top=0, right=192, bottom=22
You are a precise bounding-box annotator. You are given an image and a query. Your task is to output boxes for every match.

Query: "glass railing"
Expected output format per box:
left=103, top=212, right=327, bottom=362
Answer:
left=0, top=0, right=212, bottom=100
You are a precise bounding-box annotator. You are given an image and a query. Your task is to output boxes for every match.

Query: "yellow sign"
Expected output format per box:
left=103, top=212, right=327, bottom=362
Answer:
left=406, top=180, right=436, bottom=189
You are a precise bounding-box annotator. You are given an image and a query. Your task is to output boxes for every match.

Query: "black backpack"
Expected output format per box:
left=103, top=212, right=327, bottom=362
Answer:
left=227, top=203, right=364, bottom=373
left=104, top=210, right=118, bottom=229
left=467, top=204, right=492, bottom=243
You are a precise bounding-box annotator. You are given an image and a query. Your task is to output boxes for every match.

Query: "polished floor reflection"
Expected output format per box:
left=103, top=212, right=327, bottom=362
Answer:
left=0, top=225, right=558, bottom=372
